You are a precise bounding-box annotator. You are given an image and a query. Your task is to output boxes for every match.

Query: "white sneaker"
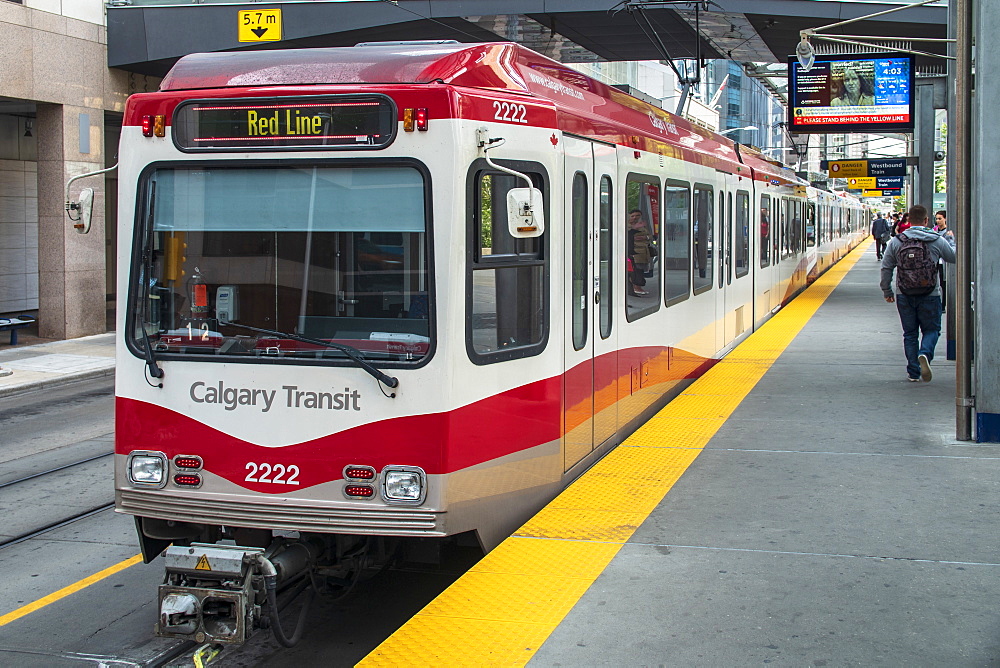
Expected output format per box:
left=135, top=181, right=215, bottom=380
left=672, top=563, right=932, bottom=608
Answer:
left=918, top=354, right=932, bottom=382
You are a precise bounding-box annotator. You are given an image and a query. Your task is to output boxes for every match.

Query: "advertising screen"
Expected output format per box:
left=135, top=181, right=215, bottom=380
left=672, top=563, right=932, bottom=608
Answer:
left=787, top=53, right=914, bottom=133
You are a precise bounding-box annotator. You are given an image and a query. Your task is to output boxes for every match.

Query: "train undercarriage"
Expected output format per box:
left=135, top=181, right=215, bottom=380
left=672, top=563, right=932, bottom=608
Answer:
left=142, top=518, right=478, bottom=646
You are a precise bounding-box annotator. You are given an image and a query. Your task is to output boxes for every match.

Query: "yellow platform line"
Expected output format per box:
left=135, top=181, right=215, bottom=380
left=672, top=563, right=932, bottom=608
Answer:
left=360, top=241, right=871, bottom=667
left=0, top=554, right=143, bottom=627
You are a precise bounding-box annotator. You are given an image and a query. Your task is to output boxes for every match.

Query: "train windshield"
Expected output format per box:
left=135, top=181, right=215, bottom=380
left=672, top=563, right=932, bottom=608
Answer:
left=129, top=163, right=431, bottom=362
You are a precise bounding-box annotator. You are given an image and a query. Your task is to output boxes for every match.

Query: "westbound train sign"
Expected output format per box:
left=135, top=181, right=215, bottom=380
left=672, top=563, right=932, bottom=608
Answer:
left=825, top=158, right=907, bottom=179
left=862, top=189, right=902, bottom=197
left=847, top=176, right=904, bottom=190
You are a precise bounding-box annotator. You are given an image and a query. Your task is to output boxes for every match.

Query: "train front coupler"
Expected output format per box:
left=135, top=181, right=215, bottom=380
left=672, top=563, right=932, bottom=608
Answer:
left=156, top=540, right=320, bottom=646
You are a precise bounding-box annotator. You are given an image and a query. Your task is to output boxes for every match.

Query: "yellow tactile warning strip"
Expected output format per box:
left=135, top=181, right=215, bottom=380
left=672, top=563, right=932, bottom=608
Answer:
left=359, top=240, right=872, bottom=667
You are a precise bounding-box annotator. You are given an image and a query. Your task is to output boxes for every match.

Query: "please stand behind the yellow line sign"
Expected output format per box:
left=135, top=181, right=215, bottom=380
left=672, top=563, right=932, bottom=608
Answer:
left=847, top=177, right=876, bottom=189
left=238, top=9, right=282, bottom=42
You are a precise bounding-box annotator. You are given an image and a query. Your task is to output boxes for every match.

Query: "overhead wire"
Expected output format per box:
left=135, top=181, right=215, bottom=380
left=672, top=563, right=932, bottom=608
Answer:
left=375, top=0, right=498, bottom=44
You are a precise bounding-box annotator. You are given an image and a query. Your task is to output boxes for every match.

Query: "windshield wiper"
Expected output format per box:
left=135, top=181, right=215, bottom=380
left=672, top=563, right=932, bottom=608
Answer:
left=140, top=323, right=165, bottom=385
left=138, top=182, right=164, bottom=386
left=218, top=321, right=399, bottom=390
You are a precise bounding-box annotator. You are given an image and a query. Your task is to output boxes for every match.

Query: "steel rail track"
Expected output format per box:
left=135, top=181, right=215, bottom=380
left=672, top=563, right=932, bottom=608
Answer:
left=0, top=502, right=116, bottom=550
left=0, top=451, right=114, bottom=490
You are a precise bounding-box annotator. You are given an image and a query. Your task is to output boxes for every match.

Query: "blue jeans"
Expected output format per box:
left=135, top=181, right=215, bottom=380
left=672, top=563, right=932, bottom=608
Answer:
left=895, top=294, right=942, bottom=378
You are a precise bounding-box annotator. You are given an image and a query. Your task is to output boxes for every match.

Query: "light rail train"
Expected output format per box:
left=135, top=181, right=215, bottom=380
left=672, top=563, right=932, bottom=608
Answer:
left=112, top=41, right=867, bottom=645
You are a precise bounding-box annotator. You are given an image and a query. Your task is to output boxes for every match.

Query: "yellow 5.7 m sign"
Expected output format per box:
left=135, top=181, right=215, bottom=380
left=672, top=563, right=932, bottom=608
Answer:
left=238, top=9, right=282, bottom=42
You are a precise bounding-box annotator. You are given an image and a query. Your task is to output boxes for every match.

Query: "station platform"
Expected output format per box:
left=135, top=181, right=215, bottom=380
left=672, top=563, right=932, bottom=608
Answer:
left=0, top=332, right=114, bottom=398
left=362, top=240, right=1000, bottom=666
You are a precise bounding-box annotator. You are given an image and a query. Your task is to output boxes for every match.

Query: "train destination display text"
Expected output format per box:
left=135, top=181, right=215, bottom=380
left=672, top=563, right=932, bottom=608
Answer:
left=172, top=96, right=395, bottom=149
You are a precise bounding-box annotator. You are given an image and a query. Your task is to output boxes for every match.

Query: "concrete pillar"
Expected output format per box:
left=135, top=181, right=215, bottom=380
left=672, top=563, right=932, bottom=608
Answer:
left=36, top=103, right=106, bottom=339
left=946, top=0, right=957, bottom=361
left=974, top=0, right=999, bottom=440
left=914, top=83, right=936, bottom=211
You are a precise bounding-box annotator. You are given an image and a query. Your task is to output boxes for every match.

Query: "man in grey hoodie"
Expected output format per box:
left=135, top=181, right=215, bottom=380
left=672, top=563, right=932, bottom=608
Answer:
left=880, top=204, right=956, bottom=382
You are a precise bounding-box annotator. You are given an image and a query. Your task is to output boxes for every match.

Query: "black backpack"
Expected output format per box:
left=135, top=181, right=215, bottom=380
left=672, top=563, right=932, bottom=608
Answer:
left=895, top=233, right=937, bottom=296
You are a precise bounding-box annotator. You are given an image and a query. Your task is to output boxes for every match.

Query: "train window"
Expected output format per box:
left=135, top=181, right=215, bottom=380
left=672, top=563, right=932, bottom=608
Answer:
left=735, top=191, right=749, bottom=278
left=599, top=176, right=613, bottom=339
left=793, top=200, right=803, bottom=253
left=816, top=204, right=823, bottom=245
left=571, top=172, right=588, bottom=351
left=727, top=192, right=733, bottom=286
left=692, top=184, right=713, bottom=295
left=798, top=200, right=806, bottom=252
left=126, top=163, right=433, bottom=366
left=467, top=160, right=548, bottom=363
left=773, top=197, right=781, bottom=262
left=783, top=199, right=794, bottom=257
left=759, top=194, right=771, bottom=268
left=778, top=198, right=785, bottom=259
left=718, top=191, right=726, bottom=289
left=663, top=180, right=690, bottom=306
left=807, top=203, right=816, bottom=247
left=625, top=175, right=660, bottom=322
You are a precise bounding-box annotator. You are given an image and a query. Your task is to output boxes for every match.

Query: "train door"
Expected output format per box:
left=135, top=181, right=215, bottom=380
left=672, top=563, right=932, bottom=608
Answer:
left=563, top=136, right=617, bottom=472
left=720, top=175, right=741, bottom=348
left=729, top=188, right=752, bottom=339
left=714, top=188, right=726, bottom=351
left=592, top=144, right=618, bottom=449
left=755, top=192, right=774, bottom=323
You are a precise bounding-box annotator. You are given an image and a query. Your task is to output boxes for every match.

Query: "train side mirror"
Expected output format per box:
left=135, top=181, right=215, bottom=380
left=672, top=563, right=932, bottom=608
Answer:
left=70, top=188, right=95, bottom=234
left=506, top=187, right=545, bottom=238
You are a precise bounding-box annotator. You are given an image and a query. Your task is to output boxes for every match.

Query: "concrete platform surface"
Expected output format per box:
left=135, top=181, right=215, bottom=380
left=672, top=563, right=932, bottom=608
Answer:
left=0, top=332, right=115, bottom=398
left=528, top=246, right=998, bottom=666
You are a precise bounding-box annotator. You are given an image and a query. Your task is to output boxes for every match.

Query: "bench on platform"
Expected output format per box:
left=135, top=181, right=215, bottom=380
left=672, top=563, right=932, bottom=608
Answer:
left=0, top=316, right=34, bottom=345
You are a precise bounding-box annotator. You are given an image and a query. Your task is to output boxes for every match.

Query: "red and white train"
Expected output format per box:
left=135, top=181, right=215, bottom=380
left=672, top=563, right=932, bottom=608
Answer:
left=113, top=41, right=867, bottom=645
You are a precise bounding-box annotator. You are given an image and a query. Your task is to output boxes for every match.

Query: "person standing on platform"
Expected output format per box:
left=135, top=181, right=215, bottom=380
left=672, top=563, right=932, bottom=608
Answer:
left=933, top=210, right=955, bottom=311
left=897, top=212, right=911, bottom=234
left=889, top=212, right=902, bottom=236
left=871, top=211, right=891, bottom=260
left=934, top=210, right=954, bottom=245
left=881, top=204, right=956, bottom=382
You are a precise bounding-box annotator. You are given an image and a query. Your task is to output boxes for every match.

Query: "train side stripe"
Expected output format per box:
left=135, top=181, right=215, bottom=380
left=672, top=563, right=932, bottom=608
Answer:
left=358, top=239, right=872, bottom=666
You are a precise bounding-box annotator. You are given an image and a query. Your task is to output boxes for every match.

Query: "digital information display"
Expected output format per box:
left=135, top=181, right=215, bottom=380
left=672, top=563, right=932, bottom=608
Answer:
left=788, top=53, right=914, bottom=134
left=173, top=95, right=396, bottom=150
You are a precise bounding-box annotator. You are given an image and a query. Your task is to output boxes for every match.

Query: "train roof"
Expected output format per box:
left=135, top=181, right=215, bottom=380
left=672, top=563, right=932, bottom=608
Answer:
left=158, top=42, right=802, bottom=186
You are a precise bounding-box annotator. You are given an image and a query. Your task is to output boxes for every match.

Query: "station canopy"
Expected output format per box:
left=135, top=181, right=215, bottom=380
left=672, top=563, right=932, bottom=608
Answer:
left=109, top=0, right=949, bottom=92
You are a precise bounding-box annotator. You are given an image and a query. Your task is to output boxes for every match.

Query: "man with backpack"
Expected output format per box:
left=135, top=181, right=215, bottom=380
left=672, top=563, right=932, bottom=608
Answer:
left=880, top=204, right=956, bottom=382
left=870, top=211, right=891, bottom=259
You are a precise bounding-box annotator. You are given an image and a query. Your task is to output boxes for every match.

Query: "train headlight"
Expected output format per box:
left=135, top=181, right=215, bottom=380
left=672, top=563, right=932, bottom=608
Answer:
left=128, top=451, right=167, bottom=488
left=382, top=466, right=426, bottom=504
